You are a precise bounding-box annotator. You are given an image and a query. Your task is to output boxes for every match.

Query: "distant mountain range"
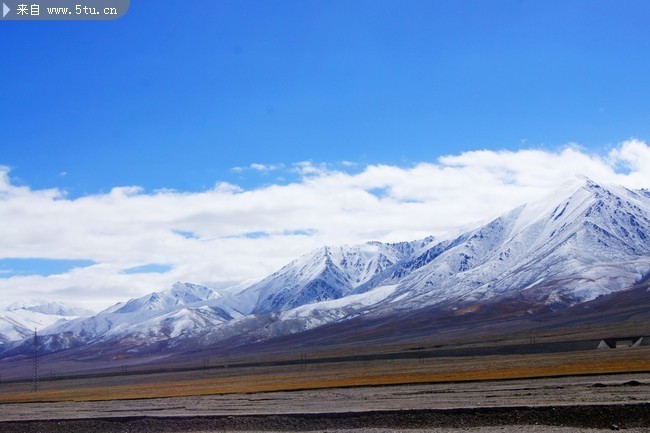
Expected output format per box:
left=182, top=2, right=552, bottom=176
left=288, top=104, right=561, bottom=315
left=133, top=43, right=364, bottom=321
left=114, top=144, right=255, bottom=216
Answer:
left=1, top=177, right=649, bottom=362
left=0, top=301, right=91, bottom=345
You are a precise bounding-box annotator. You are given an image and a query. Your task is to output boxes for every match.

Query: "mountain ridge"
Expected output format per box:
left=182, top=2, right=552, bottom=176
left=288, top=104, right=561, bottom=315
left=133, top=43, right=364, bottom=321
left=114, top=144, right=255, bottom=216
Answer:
left=1, top=177, right=648, bottom=362
left=0, top=300, right=90, bottom=345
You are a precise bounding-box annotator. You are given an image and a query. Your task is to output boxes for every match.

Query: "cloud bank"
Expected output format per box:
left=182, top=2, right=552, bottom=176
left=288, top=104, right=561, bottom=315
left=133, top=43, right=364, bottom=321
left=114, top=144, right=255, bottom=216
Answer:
left=1, top=139, right=649, bottom=310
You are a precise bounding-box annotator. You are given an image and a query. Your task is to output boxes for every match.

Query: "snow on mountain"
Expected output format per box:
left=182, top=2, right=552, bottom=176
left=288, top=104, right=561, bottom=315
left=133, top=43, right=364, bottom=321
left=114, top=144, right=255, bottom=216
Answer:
left=3, top=178, right=649, bottom=358
left=240, top=240, right=431, bottom=314
left=197, top=177, right=650, bottom=346
left=360, top=177, right=650, bottom=312
left=2, top=300, right=93, bottom=317
left=36, top=282, right=231, bottom=351
left=0, top=301, right=91, bottom=345
left=114, top=282, right=221, bottom=313
left=277, top=284, right=399, bottom=332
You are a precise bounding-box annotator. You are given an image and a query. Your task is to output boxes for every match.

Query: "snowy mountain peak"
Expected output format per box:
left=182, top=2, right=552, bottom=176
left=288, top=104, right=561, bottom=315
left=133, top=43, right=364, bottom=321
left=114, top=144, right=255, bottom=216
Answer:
left=2, top=179, right=649, bottom=360
left=2, top=300, right=92, bottom=317
left=0, top=300, right=91, bottom=345
left=169, top=282, right=221, bottom=303
left=362, top=178, right=650, bottom=312
left=242, top=240, right=422, bottom=314
left=114, top=282, right=221, bottom=314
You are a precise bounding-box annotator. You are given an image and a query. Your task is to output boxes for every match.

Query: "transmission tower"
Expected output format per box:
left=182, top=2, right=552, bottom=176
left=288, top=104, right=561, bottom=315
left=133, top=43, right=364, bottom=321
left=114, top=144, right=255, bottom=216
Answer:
left=32, top=329, right=39, bottom=392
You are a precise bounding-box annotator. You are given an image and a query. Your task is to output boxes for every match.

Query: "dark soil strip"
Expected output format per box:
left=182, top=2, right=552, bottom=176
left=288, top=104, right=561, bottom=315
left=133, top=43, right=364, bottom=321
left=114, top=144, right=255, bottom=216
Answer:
left=1, top=404, right=648, bottom=432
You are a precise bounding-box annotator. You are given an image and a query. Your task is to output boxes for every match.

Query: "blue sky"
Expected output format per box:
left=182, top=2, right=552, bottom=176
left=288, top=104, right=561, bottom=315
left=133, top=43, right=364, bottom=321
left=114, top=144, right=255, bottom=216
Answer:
left=2, top=0, right=649, bottom=195
left=1, top=1, right=650, bottom=308
left=0, top=258, right=95, bottom=277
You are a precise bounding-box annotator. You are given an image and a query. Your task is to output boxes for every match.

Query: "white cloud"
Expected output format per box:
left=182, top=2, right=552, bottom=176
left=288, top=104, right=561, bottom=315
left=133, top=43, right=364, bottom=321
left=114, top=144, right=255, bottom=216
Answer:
left=233, top=163, right=286, bottom=173
left=607, top=138, right=650, bottom=185
left=0, top=140, right=649, bottom=311
left=249, top=163, right=267, bottom=171
left=249, top=162, right=284, bottom=172
left=291, top=161, right=328, bottom=176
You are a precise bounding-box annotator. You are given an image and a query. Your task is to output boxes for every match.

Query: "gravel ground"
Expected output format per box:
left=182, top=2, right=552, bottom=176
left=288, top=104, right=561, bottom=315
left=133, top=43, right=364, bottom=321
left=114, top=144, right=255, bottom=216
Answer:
left=1, top=406, right=649, bottom=432
left=1, top=373, right=649, bottom=432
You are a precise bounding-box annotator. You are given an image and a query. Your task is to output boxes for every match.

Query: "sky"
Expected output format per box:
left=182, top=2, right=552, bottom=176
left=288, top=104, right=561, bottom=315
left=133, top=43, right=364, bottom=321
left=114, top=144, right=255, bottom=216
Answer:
left=1, top=1, right=650, bottom=311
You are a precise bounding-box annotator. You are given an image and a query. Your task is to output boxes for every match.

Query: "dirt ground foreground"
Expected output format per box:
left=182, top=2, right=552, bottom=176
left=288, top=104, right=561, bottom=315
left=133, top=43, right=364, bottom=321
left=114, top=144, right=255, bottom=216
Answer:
left=0, top=373, right=648, bottom=432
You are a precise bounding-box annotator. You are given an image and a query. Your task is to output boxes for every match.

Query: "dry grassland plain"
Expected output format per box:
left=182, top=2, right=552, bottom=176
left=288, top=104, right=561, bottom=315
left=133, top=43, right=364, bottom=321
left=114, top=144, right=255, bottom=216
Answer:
left=0, top=348, right=649, bottom=432
left=0, top=347, right=648, bottom=403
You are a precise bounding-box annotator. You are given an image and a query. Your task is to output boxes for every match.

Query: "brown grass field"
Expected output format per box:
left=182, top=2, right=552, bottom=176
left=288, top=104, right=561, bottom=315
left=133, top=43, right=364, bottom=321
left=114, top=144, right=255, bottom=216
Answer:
left=0, top=346, right=648, bottom=404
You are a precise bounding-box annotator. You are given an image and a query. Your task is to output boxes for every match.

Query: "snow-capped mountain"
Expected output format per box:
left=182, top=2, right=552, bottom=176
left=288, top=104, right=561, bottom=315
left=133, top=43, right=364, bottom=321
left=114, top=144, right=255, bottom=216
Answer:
left=203, top=177, right=650, bottom=341
left=0, top=301, right=91, bottom=344
left=28, top=282, right=233, bottom=353
left=112, top=282, right=221, bottom=313
left=353, top=177, right=650, bottom=313
left=240, top=239, right=434, bottom=314
left=1, top=177, right=648, bottom=360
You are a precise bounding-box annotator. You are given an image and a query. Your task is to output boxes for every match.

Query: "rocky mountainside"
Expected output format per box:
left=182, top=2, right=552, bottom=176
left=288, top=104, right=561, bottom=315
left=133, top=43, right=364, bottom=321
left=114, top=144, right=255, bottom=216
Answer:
left=354, top=177, right=650, bottom=313
left=241, top=238, right=435, bottom=314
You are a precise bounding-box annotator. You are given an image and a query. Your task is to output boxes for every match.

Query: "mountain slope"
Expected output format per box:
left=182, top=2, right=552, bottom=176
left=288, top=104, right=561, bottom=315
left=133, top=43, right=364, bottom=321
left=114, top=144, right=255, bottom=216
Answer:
left=352, top=178, right=650, bottom=314
left=1, top=178, right=648, bottom=362
left=113, top=282, right=221, bottom=313
left=196, top=178, right=650, bottom=348
left=241, top=240, right=433, bottom=314
left=27, top=282, right=231, bottom=353
left=0, top=301, right=90, bottom=345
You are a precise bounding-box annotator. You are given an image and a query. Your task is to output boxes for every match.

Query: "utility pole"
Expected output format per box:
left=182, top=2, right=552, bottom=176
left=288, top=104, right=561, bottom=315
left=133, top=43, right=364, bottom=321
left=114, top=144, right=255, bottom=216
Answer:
left=32, top=329, right=39, bottom=392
